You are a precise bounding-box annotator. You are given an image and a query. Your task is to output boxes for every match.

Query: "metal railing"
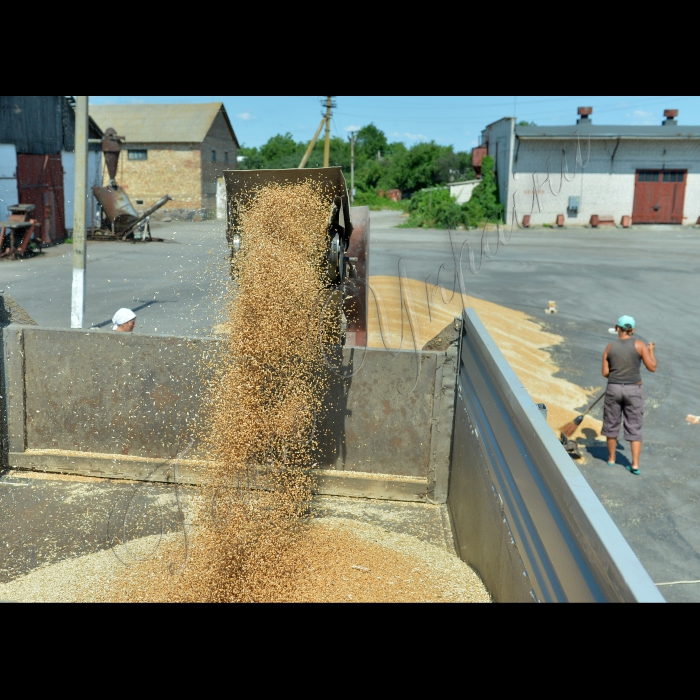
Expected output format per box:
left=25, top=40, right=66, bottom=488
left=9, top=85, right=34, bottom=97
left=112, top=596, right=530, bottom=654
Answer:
left=448, top=309, right=664, bottom=602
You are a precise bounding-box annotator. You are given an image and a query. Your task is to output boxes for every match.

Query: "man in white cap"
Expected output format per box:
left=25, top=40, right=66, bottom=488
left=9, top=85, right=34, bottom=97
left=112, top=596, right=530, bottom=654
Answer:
left=112, top=308, right=136, bottom=332
left=601, top=315, right=657, bottom=475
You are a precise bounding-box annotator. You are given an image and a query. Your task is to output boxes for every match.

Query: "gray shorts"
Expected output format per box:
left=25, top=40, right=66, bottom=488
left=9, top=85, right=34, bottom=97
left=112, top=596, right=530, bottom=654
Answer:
left=602, top=383, right=644, bottom=442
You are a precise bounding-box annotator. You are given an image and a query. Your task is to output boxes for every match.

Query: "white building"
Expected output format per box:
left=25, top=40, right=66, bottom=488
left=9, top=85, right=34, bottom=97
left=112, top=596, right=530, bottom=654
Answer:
left=448, top=179, right=480, bottom=204
left=480, top=107, right=700, bottom=226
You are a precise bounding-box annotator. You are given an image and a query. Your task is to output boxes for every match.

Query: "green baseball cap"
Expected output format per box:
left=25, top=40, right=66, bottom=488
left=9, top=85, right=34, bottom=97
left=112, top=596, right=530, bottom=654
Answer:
left=617, top=315, right=636, bottom=330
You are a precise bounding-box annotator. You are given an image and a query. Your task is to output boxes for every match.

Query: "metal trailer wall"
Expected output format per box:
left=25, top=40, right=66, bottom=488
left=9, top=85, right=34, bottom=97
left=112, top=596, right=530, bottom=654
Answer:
left=449, top=309, right=664, bottom=602
left=1, top=326, right=455, bottom=503
left=0, top=320, right=664, bottom=602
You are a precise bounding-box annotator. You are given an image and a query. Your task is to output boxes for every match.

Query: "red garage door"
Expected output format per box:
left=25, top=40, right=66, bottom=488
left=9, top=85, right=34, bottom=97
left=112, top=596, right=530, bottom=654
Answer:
left=16, top=154, right=66, bottom=243
left=632, top=170, right=686, bottom=224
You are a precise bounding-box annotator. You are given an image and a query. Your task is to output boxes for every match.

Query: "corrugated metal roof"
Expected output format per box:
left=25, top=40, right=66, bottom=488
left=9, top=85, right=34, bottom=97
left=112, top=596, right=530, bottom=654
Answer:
left=89, top=102, right=228, bottom=144
left=0, top=96, right=103, bottom=155
left=516, top=124, right=700, bottom=139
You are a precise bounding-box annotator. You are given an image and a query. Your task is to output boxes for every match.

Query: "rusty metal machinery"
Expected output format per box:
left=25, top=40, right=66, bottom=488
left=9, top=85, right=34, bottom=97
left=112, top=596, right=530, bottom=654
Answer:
left=223, top=167, right=369, bottom=346
left=91, top=128, right=172, bottom=242
left=0, top=204, right=42, bottom=259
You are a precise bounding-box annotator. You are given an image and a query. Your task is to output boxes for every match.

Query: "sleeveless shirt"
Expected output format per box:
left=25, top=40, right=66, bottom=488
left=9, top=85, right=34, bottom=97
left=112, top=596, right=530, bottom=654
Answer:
left=607, top=338, right=642, bottom=384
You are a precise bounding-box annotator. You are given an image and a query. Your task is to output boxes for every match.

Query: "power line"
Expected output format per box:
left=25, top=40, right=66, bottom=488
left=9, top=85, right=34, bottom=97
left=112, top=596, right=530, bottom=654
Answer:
left=341, top=95, right=611, bottom=109
left=335, top=96, right=696, bottom=127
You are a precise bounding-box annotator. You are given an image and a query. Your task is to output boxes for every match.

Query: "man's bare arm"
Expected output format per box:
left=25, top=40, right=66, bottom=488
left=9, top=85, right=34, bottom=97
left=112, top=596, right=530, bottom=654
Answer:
left=636, top=339, right=657, bottom=372
left=602, top=343, right=611, bottom=377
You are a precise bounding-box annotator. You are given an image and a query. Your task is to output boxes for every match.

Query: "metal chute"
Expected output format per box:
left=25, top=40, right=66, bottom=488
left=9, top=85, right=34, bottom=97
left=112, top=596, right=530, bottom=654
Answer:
left=223, top=167, right=353, bottom=284
left=90, top=127, right=172, bottom=241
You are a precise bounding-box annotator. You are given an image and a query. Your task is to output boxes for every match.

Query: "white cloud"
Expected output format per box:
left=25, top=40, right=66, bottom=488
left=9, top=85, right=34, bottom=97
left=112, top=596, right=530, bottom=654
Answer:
left=390, top=131, right=429, bottom=141
left=628, top=109, right=656, bottom=125
left=237, top=112, right=256, bottom=121
left=345, top=125, right=362, bottom=132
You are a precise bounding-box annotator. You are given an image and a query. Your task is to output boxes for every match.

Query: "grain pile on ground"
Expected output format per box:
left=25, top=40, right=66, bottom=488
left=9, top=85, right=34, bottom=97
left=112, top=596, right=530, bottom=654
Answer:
left=367, top=275, right=602, bottom=441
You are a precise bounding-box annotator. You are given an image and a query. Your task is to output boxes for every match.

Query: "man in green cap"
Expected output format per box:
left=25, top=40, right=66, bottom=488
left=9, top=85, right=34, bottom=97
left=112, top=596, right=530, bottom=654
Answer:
left=601, top=315, right=657, bottom=475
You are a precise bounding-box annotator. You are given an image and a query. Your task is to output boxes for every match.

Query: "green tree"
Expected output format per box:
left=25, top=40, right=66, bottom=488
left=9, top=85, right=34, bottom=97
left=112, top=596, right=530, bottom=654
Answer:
left=238, top=133, right=350, bottom=171
left=238, top=133, right=302, bottom=169
left=258, top=133, right=302, bottom=167
left=238, top=124, right=481, bottom=215
left=302, top=135, right=351, bottom=171
left=355, top=123, right=389, bottom=162
left=390, top=141, right=445, bottom=192
left=436, top=149, right=475, bottom=183
left=462, top=155, right=503, bottom=225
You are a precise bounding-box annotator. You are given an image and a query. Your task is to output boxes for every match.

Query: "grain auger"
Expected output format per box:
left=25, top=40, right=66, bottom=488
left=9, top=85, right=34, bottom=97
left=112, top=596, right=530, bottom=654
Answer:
left=223, top=166, right=370, bottom=346
left=223, top=167, right=357, bottom=287
left=91, top=128, right=173, bottom=241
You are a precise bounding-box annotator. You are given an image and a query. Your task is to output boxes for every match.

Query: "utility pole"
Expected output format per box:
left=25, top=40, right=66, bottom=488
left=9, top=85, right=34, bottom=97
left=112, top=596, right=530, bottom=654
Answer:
left=323, top=95, right=333, bottom=167
left=299, top=116, right=326, bottom=168
left=71, top=95, right=88, bottom=329
left=348, top=131, right=356, bottom=205
left=299, top=96, right=335, bottom=169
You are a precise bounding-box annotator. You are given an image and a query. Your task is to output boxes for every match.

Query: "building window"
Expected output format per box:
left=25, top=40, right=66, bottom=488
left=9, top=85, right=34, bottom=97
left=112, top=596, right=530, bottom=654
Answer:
left=663, top=171, right=684, bottom=182
left=128, top=150, right=147, bottom=160
left=224, top=151, right=229, bottom=164
left=638, top=171, right=658, bottom=182
left=211, top=150, right=216, bottom=162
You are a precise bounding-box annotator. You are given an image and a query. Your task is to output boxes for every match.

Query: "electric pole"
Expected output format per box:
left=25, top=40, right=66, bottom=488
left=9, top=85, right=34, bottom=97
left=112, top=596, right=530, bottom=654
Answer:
left=348, top=131, right=356, bottom=205
left=323, top=95, right=335, bottom=167
left=299, top=116, right=326, bottom=168
left=71, top=95, right=88, bottom=329
left=299, top=96, right=336, bottom=169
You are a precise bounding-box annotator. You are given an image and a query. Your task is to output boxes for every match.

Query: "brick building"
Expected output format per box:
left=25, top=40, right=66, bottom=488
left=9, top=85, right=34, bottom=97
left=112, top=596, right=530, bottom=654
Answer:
left=479, top=107, right=700, bottom=226
left=89, top=102, right=239, bottom=220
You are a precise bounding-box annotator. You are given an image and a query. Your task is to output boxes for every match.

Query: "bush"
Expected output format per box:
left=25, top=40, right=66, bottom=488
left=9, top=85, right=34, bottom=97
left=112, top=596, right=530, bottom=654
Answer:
left=400, top=188, right=463, bottom=228
left=399, top=156, right=505, bottom=229
left=353, top=190, right=408, bottom=211
left=462, top=155, right=503, bottom=226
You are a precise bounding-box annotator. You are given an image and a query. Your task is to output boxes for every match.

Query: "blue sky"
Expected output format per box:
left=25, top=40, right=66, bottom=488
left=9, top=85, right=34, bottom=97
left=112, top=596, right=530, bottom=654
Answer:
left=90, top=96, right=700, bottom=152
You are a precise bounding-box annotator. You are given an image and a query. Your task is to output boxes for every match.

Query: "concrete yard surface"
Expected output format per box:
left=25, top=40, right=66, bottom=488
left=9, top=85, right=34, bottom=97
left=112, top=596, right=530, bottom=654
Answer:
left=0, top=220, right=230, bottom=336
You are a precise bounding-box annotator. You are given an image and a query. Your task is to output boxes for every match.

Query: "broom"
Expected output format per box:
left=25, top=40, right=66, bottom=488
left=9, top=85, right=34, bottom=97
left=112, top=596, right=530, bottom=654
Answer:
left=560, top=392, right=605, bottom=438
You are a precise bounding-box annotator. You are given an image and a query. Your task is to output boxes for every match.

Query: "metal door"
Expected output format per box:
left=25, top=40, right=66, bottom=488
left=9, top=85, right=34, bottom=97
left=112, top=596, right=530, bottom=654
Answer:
left=16, top=154, right=66, bottom=242
left=632, top=170, right=686, bottom=224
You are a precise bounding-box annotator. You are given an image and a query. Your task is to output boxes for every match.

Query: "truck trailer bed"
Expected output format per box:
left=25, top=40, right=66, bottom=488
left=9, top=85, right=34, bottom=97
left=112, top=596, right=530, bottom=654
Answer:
left=0, top=471, right=490, bottom=602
